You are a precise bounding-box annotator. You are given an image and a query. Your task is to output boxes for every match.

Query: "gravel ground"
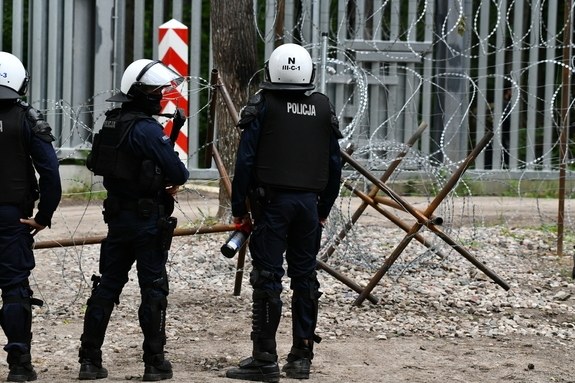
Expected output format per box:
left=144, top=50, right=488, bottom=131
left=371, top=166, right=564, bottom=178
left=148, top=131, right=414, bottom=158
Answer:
left=10, top=191, right=575, bottom=382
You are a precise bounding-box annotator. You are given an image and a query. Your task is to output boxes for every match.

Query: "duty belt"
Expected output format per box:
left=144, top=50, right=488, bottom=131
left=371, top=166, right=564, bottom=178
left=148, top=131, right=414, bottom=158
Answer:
left=104, top=197, right=163, bottom=218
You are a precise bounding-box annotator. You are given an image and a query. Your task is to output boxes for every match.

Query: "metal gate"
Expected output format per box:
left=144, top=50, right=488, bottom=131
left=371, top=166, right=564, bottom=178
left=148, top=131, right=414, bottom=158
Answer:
left=0, top=0, right=571, bottom=174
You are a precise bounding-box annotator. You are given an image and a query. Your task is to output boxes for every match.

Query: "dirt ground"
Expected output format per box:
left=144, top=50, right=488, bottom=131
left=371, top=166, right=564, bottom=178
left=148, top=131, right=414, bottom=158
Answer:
left=10, top=193, right=575, bottom=383
left=29, top=305, right=575, bottom=383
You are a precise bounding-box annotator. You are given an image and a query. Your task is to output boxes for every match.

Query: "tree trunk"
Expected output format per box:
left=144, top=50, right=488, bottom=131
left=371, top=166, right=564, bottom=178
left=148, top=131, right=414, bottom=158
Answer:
left=210, top=0, right=259, bottom=217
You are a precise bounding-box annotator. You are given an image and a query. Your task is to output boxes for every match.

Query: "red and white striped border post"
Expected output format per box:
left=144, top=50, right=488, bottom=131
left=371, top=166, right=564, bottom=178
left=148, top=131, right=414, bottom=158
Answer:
left=158, top=18, right=189, bottom=164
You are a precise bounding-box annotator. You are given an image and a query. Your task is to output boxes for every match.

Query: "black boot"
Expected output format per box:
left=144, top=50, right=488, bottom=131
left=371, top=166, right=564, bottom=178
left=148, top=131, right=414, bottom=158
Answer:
left=286, top=276, right=322, bottom=380
left=143, top=353, right=173, bottom=381
left=227, top=286, right=282, bottom=382
left=226, top=355, right=279, bottom=382
left=6, top=351, right=37, bottom=382
left=281, top=344, right=312, bottom=379
left=140, top=286, right=172, bottom=381
left=78, top=297, right=113, bottom=380
left=78, top=348, right=108, bottom=380
left=0, top=283, right=39, bottom=382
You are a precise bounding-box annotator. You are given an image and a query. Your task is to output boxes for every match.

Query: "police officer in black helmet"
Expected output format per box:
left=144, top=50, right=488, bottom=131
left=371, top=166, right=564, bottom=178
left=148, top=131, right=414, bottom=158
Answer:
left=0, top=51, right=62, bottom=382
left=226, top=43, right=343, bottom=382
left=78, top=59, right=189, bottom=381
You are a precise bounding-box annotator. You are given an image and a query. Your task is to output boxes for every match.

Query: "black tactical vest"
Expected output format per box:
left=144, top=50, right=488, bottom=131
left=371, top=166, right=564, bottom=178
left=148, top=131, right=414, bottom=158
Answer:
left=256, top=91, right=332, bottom=191
left=86, top=108, right=163, bottom=194
left=0, top=102, right=38, bottom=205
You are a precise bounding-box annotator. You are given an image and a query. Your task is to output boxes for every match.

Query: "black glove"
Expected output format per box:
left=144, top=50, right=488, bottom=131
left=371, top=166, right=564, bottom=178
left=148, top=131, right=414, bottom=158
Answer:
left=173, top=108, right=186, bottom=131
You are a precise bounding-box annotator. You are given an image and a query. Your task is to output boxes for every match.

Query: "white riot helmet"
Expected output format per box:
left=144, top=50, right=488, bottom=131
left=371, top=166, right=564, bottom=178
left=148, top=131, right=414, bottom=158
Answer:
left=0, top=52, right=29, bottom=99
left=261, top=43, right=315, bottom=91
left=107, top=59, right=183, bottom=102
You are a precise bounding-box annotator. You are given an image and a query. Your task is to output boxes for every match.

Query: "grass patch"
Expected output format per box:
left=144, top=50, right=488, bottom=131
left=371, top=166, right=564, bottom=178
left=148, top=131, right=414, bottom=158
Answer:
left=367, top=178, right=575, bottom=198
left=62, top=187, right=107, bottom=201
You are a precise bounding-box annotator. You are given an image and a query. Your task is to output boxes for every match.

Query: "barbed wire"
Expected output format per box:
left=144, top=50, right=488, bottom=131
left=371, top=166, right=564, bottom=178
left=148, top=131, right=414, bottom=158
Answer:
left=27, top=1, right=575, bottom=311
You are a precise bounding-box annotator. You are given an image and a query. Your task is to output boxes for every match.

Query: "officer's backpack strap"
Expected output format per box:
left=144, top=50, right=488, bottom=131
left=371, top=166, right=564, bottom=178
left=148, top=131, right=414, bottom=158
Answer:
left=101, top=107, right=139, bottom=148
left=115, top=109, right=156, bottom=146
left=87, top=108, right=142, bottom=179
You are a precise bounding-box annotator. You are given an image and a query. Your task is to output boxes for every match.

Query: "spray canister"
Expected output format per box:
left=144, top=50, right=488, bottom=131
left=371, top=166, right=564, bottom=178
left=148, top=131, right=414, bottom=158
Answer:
left=221, top=223, right=251, bottom=258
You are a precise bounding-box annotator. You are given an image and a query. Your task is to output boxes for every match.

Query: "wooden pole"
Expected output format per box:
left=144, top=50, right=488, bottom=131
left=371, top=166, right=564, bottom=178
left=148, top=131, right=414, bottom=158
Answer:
left=557, top=1, right=572, bottom=256
left=34, top=224, right=238, bottom=249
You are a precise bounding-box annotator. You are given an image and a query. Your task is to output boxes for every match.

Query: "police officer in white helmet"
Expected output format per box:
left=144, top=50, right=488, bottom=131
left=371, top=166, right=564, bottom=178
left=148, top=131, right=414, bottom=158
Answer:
left=78, top=59, right=189, bottom=381
left=0, top=51, right=62, bottom=382
left=226, top=43, right=343, bottom=382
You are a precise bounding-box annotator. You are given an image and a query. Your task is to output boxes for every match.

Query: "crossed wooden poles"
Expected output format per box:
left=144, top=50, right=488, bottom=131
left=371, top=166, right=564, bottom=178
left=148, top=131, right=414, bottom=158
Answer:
left=208, top=71, right=510, bottom=305
left=340, top=131, right=510, bottom=305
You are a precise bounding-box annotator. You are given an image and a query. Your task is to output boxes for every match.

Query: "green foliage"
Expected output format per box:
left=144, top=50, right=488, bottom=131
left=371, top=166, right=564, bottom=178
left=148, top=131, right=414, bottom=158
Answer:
left=339, top=184, right=354, bottom=197
left=456, top=15, right=467, bottom=36
left=403, top=179, right=422, bottom=196
left=373, top=177, right=575, bottom=199
left=453, top=177, right=488, bottom=196
left=497, top=227, right=530, bottom=242
left=62, top=187, right=107, bottom=202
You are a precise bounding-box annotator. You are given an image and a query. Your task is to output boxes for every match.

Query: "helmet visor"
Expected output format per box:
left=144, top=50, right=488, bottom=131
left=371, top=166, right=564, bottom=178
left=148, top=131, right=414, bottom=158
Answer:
left=161, top=82, right=186, bottom=103
left=137, top=61, right=184, bottom=90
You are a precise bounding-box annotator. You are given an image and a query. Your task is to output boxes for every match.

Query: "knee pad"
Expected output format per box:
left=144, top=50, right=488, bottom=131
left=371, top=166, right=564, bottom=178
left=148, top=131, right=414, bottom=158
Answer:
left=249, top=268, right=280, bottom=291
left=1, top=281, right=42, bottom=308
left=139, top=275, right=169, bottom=317
left=140, top=288, right=168, bottom=312
left=89, top=275, right=122, bottom=305
left=141, top=271, right=169, bottom=296
left=291, top=271, right=322, bottom=300
left=139, top=288, right=168, bottom=333
left=152, top=273, right=169, bottom=296
left=84, top=297, right=115, bottom=324
left=0, top=281, right=41, bottom=348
